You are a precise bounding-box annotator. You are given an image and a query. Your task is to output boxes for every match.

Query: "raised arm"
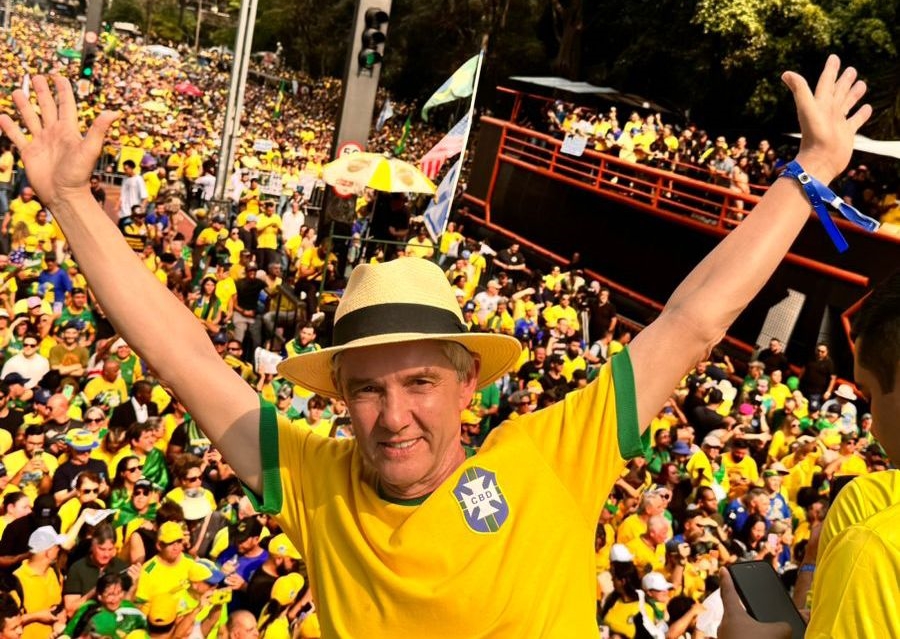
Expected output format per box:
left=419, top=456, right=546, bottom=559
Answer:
left=628, top=55, right=871, bottom=429
left=0, top=76, right=263, bottom=493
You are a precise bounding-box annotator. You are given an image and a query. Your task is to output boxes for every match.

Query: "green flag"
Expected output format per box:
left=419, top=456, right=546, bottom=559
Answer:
left=274, top=80, right=285, bottom=119
left=394, top=116, right=412, bottom=155
left=421, top=55, right=478, bottom=122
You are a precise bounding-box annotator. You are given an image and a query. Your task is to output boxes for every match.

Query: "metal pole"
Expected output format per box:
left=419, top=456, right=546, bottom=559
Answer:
left=194, top=0, right=202, bottom=51
left=213, top=0, right=258, bottom=201
left=1, top=0, right=12, bottom=30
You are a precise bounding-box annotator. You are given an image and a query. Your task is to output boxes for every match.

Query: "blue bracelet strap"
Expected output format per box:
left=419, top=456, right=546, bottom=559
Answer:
left=781, top=160, right=881, bottom=254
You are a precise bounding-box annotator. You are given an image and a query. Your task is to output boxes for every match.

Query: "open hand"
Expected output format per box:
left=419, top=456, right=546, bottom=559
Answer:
left=782, top=54, right=871, bottom=183
left=0, top=75, right=119, bottom=210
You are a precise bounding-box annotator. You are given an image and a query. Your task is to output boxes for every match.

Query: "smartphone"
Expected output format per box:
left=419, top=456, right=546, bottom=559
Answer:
left=767, top=533, right=779, bottom=549
left=727, top=561, right=806, bottom=639
left=209, top=589, right=232, bottom=605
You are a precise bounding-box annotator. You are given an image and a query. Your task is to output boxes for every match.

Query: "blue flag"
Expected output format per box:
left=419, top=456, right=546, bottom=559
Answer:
left=424, top=159, right=461, bottom=242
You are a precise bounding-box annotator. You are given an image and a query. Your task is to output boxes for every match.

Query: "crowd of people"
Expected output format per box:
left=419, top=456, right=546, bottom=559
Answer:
left=0, top=10, right=890, bottom=639
left=539, top=101, right=900, bottom=228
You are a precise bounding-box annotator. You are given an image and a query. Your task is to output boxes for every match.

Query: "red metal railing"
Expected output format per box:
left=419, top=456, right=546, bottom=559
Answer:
left=466, top=116, right=879, bottom=287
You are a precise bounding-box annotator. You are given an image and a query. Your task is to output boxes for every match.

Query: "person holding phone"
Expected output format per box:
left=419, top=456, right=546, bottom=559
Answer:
left=720, top=272, right=900, bottom=638
left=0, top=58, right=875, bottom=636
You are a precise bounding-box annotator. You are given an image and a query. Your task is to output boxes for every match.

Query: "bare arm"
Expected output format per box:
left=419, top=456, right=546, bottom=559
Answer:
left=0, top=76, right=263, bottom=493
left=628, top=56, right=871, bottom=429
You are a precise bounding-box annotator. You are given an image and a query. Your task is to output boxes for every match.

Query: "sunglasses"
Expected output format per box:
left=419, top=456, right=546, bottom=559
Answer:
left=85, top=416, right=104, bottom=423
left=81, top=487, right=99, bottom=495
left=23, top=342, right=38, bottom=347
left=133, top=488, right=152, bottom=496
left=126, top=465, right=144, bottom=473
left=185, top=475, right=202, bottom=482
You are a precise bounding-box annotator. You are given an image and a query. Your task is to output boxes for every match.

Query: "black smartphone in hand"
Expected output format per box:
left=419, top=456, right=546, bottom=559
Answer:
left=727, top=561, right=806, bottom=639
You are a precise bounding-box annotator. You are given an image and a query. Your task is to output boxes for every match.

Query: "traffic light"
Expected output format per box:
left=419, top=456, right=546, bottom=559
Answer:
left=80, top=43, right=98, bottom=79
left=358, top=8, right=388, bottom=71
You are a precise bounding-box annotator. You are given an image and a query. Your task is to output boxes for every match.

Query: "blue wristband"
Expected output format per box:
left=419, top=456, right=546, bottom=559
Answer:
left=799, top=563, right=816, bottom=573
left=780, top=160, right=881, bottom=254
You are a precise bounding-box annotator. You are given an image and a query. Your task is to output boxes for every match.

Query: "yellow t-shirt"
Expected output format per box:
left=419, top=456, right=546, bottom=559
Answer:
left=603, top=599, right=655, bottom=639
left=9, top=198, right=42, bottom=229
left=256, top=213, right=281, bottom=250
left=818, top=470, right=900, bottom=560
left=249, top=352, right=640, bottom=637
left=14, top=561, right=62, bottom=639
left=626, top=537, right=665, bottom=574
left=2, top=450, right=59, bottom=502
left=721, top=452, right=759, bottom=485
left=616, top=514, right=647, bottom=545
left=83, top=376, right=129, bottom=408
left=834, top=454, right=868, bottom=477
left=808, top=497, right=900, bottom=637
left=135, top=554, right=196, bottom=609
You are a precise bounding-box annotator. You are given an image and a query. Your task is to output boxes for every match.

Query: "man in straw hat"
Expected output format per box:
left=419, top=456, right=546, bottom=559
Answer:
left=0, top=57, right=873, bottom=636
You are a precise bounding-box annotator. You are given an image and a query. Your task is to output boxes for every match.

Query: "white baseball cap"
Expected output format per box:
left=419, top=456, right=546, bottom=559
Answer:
left=28, top=526, right=66, bottom=553
left=642, top=571, right=674, bottom=592
left=609, top=543, right=634, bottom=563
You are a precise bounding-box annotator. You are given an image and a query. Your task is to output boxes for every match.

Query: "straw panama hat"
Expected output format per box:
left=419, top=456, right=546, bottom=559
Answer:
left=277, top=259, right=522, bottom=398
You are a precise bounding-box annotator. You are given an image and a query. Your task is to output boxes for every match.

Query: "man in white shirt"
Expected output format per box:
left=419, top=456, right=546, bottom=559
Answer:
left=0, top=332, right=49, bottom=389
left=117, top=160, right=148, bottom=222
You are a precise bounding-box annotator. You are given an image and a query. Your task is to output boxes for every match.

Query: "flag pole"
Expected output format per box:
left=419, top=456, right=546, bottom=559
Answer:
left=435, top=41, right=486, bottom=239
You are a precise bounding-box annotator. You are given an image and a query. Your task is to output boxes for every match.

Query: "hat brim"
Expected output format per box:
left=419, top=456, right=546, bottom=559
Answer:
left=277, top=332, right=522, bottom=399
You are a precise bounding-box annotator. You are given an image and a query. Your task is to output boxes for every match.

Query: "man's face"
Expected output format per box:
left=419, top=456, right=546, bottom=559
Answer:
left=299, top=327, right=316, bottom=346
left=769, top=339, right=781, bottom=353
left=20, top=188, right=33, bottom=202
left=534, top=347, right=546, bottom=363
left=90, top=178, right=100, bottom=190
left=61, top=328, right=78, bottom=345
left=24, top=434, right=44, bottom=457
left=237, top=535, right=260, bottom=555
left=134, top=430, right=156, bottom=453
left=72, top=292, right=87, bottom=309
left=21, top=337, right=38, bottom=357
left=102, top=361, right=120, bottom=382
left=816, top=345, right=828, bottom=360
left=79, top=480, right=101, bottom=504
left=229, top=616, right=259, bottom=639
left=91, top=539, right=117, bottom=568
left=655, top=430, right=671, bottom=449
left=158, top=537, right=185, bottom=562
left=337, top=341, right=477, bottom=499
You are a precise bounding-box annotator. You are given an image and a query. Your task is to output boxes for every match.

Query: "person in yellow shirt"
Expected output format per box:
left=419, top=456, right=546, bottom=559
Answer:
left=135, top=521, right=195, bottom=610
left=405, top=226, right=434, bottom=259
left=626, top=515, right=668, bottom=574
left=14, top=526, right=66, bottom=639
left=255, top=202, right=282, bottom=271
left=82, top=359, right=129, bottom=411
left=3, top=187, right=42, bottom=236
left=3, top=425, right=59, bottom=502
left=617, top=490, right=668, bottom=545
left=720, top=439, right=759, bottom=486
left=825, top=434, right=868, bottom=477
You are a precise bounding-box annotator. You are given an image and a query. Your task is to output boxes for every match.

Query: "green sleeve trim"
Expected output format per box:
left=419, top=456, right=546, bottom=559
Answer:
left=611, top=349, right=645, bottom=459
left=241, top=397, right=283, bottom=515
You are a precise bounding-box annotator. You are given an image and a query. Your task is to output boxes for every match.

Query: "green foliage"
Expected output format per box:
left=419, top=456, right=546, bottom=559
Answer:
left=104, top=0, right=144, bottom=26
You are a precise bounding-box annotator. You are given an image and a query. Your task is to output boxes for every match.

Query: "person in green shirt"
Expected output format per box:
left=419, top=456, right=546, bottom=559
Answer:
left=64, top=572, right=147, bottom=637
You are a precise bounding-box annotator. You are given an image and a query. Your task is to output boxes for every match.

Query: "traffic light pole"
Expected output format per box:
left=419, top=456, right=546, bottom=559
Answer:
left=331, top=0, right=392, bottom=157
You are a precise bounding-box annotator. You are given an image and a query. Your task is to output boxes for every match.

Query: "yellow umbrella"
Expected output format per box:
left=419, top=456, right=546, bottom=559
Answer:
left=322, top=152, right=436, bottom=195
